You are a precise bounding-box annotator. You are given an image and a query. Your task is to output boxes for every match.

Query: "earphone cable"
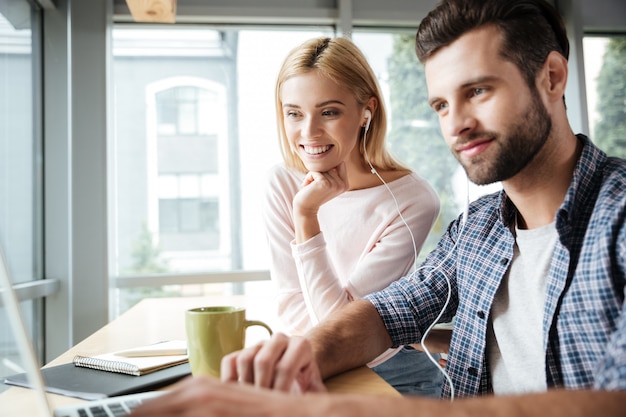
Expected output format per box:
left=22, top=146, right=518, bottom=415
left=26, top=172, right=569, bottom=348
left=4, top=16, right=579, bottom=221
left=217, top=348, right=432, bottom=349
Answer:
left=363, top=124, right=469, bottom=401
left=364, top=143, right=419, bottom=272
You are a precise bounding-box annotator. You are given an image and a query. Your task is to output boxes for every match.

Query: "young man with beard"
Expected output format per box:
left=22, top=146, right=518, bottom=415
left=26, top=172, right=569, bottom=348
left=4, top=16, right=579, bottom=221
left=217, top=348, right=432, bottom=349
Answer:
left=130, top=0, right=626, bottom=415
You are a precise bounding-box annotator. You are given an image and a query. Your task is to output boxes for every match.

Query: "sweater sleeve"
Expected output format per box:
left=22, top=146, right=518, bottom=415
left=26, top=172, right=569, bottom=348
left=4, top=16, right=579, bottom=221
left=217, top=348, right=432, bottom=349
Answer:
left=291, top=173, right=440, bottom=327
left=262, top=165, right=312, bottom=335
left=264, top=167, right=440, bottom=339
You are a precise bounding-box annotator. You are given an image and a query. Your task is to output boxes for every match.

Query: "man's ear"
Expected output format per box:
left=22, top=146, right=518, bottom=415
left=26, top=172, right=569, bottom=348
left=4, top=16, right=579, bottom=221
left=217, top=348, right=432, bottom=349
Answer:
left=540, top=51, right=569, bottom=103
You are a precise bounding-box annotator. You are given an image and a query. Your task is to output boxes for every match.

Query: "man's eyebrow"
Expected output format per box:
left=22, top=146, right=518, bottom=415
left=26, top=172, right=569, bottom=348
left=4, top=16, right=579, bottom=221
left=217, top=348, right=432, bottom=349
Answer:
left=428, top=75, right=502, bottom=107
left=461, top=75, right=500, bottom=88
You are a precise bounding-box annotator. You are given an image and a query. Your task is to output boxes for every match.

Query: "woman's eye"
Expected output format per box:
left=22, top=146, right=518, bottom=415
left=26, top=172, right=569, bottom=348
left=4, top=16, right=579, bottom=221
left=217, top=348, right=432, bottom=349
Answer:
left=321, top=109, right=339, bottom=117
left=285, top=111, right=299, bottom=118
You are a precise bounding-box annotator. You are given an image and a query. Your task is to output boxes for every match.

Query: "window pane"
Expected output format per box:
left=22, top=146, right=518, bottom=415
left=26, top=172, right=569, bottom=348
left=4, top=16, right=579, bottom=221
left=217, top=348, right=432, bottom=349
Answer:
left=158, top=199, right=179, bottom=232
left=111, top=26, right=503, bottom=315
left=0, top=4, right=42, bottom=390
left=352, top=31, right=501, bottom=255
left=111, top=27, right=332, bottom=314
left=584, top=36, right=626, bottom=158
left=0, top=7, right=39, bottom=284
left=0, top=299, right=40, bottom=394
left=179, top=199, right=201, bottom=231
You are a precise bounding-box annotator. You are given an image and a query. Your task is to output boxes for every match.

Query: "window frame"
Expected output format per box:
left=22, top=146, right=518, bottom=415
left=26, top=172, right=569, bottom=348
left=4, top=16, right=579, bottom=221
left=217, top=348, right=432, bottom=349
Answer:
left=34, top=0, right=624, bottom=364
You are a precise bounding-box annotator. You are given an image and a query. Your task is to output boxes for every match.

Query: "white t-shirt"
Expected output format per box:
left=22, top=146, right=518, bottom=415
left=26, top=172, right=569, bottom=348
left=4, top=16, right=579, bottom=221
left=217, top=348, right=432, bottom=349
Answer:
left=263, top=164, right=440, bottom=366
left=488, top=221, right=557, bottom=395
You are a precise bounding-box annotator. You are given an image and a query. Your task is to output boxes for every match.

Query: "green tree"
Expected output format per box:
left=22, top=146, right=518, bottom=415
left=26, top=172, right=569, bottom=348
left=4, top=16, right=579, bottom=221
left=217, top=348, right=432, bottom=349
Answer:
left=593, top=37, right=626, bottom=158
left=387, top=34, right=461, bottom=257
left=126, top=222, right=169, bottom=274
left=119, top=223, right=176, bottom=312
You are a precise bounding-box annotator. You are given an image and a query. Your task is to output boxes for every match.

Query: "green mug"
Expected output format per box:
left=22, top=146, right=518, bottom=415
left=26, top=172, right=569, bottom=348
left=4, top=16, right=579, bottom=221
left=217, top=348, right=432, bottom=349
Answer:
left=185, top=306, right=273, bottom=377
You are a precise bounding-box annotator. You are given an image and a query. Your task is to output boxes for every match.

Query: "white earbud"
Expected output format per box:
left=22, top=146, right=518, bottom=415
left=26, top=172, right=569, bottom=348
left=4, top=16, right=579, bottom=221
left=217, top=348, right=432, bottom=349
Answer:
left=364, top=109, right=372, bottom=132
left=362, top=109, right=374, bottom=174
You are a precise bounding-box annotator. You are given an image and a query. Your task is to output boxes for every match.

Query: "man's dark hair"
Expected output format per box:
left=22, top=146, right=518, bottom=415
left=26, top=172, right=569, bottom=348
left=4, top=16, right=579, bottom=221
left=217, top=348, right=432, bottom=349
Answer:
left=415, top=0, right=569, bottom=88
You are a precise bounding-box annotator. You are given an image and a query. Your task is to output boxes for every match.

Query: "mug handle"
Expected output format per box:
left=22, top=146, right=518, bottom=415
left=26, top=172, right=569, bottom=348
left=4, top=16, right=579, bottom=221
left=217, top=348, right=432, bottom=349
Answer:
left=244, top=320, right=273, bottom=336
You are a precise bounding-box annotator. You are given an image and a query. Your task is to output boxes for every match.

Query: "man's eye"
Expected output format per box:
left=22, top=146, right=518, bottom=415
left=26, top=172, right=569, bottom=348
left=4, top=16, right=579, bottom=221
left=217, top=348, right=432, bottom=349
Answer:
left=472, top=87, right=486, bottom=96
left=433, top=102, right=448, bottom=113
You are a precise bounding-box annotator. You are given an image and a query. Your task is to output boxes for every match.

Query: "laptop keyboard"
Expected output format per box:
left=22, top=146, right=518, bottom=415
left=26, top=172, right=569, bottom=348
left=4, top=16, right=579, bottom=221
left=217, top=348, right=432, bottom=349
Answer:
left=78, top=399, right=136, bottom=416
left=78, top=398, right=141, bottom=416
left=54, top=391, right=162, bottom=417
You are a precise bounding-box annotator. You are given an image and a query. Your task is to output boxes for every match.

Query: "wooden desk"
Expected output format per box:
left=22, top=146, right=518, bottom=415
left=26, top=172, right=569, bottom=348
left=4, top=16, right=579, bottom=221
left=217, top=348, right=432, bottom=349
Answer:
left=1, top=295, right=399, bottom=416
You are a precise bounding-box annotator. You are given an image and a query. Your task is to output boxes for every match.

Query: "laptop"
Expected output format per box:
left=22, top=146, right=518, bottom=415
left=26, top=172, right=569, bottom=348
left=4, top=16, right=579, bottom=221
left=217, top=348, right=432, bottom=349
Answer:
left=0, top=246, right=164, bottom=416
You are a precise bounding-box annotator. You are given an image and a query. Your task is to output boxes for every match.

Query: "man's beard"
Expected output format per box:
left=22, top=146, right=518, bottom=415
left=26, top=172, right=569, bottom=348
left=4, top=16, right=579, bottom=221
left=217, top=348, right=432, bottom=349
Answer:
left=459, top=93, right=552, bottom=186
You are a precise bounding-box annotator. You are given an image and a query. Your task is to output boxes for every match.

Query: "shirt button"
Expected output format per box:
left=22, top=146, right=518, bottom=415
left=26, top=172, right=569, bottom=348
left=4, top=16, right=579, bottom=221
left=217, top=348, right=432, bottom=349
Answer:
left=468, top=367, right=479, bottom=377
left=500, top=258, right=509, bottom=265
left=477, top=311, right=485, bottom=319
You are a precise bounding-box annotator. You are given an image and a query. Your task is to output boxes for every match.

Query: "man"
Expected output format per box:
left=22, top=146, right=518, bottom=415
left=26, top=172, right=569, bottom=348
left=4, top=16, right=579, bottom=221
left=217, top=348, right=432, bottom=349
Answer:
left=130, top=0, right=626, bottom=415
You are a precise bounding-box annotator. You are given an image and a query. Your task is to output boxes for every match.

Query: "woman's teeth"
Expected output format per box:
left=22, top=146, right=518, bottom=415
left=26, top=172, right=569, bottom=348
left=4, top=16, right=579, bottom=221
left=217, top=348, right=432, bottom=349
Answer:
left=303, top=145, right=331, bottom=155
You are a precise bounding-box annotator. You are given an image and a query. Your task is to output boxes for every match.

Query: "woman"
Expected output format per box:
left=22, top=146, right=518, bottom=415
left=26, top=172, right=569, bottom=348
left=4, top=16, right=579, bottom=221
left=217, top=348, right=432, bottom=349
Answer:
left=263, top=36, right=443, bottom=397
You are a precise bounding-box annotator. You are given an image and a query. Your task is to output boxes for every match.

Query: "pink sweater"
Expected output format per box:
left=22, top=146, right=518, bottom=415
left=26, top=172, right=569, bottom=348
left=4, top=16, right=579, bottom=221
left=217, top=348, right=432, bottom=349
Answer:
left=263, top=164, right=440, bottom=366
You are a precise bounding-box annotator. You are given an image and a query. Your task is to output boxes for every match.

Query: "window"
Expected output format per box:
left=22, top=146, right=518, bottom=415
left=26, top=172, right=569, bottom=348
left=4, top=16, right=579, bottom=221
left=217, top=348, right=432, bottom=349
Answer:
left=0, top=3, right=43, bottom=390
left=158, top=175, right=219, bottom=241
left=110, top=26, right=500, bottom=316
left=111, top=28, right=332, bottom=314
left=152, top=82, right=227, bottom=263
left=584, top=35, right=626, bottom=158
left=352, top=31, right=500, bottom=254
left=156, top=86, right=216, bottom=136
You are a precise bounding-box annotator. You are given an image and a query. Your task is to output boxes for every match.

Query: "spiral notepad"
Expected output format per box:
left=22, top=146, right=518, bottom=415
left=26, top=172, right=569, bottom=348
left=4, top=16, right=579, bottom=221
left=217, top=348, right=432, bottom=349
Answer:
left=73, top=341, right=188, bottom=376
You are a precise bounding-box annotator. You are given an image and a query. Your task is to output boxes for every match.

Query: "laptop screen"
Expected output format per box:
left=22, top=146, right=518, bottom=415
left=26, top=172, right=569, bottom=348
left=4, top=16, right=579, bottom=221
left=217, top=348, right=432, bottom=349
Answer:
left=0, top=247, right=53, bottom=415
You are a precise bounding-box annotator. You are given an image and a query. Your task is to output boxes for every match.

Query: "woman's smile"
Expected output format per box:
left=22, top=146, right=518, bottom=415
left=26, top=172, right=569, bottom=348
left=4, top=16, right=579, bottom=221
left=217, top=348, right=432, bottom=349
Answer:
left=302, top=144, right=333, bottom=156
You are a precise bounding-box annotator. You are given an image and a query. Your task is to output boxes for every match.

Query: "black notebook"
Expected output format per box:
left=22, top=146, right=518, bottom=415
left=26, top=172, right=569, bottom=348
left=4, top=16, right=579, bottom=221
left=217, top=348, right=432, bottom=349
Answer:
left=3, top=361, right=191, bottom=400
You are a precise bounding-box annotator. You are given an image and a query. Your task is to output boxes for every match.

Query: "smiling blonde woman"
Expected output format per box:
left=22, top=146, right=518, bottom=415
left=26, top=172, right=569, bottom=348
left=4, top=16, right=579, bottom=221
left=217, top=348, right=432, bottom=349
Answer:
left=263, top=36, right=443, bottom=397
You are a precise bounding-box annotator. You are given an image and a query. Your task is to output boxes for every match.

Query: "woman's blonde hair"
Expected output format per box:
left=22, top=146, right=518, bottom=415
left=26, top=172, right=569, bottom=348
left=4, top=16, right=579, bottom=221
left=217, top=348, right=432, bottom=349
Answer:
left=275, top=36, right=407, bottom=173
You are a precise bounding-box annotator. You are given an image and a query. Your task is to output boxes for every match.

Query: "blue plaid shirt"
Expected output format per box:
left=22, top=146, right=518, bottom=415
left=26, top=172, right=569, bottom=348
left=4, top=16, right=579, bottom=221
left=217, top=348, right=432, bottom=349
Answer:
left=365, top=135, right=626, bottom=398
